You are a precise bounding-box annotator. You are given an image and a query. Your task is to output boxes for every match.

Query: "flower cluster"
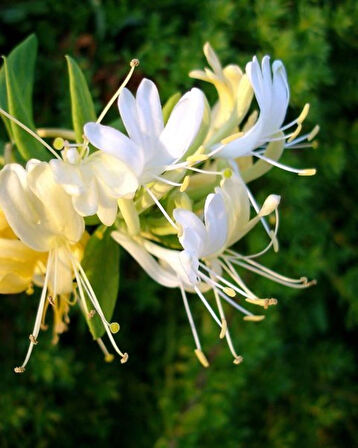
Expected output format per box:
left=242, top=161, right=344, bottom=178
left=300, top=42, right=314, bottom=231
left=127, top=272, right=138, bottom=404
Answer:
left=0, top=42, right=318, bottom=372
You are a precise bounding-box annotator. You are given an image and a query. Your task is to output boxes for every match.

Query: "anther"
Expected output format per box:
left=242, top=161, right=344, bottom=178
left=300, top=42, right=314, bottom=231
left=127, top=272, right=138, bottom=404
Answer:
left=243, top=315, right=266, bottom=322
left=287, top=124, right=302, bottom=143
left=221, top=131, right=243, bottom=145
left=14, top=366, right=25, bottom=374
left=308, top=125, right=320, bottom=141
left=110, top=322, right=120, bottom=334
left=180, top=175, right=190, bottom=193
left=120, top=353, right=129, bottom=364
left=88, top=310, right=96, bottom=319
left=194, top=349, right=209, bottom=368
left=223, top=168, right=232, bottom=179
left=130, top=58, right=140, bottom=68
left=187, top=153, right=209, bottom=164
left=40, top=323, right=49, bottom=331
left=297, top=103, right=310, bottom=124
left=298, top=168, right=316, bottom=176
left=53, top=137, right=65, bottom=150
left=48, top=295, right=56, bottom=306
left=29, top=334, right=38, bottom=345
left=306, top=279, right=317, bottom=287
left=245, top=298, right=277, bottom=309
left=219, top=318, right=227, bottom=339
left=233, top=356, right=243, bottom=365
left=223, top=287, right=236, bottom=298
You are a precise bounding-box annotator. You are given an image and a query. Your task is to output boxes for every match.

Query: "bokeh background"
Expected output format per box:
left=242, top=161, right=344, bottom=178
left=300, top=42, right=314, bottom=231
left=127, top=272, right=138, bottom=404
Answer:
left=0, top=1, right=357, bottom=447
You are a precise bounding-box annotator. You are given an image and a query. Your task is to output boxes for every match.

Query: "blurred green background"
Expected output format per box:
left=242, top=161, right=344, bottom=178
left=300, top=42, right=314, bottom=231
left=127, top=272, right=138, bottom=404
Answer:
left=0, top=0, right=357, bottom=447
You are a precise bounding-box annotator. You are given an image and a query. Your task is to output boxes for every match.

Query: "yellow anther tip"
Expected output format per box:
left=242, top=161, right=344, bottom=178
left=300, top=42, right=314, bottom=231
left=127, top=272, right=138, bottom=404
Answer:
left=187, top=154, right=208, bottom=164
left=223, top=286, right=236, bottom=298
left=297, top=103, right=310, bottom=124
left=180, top=176, right=190, bottom=193
left=308, top=125, right=320, bottom=141
left=233, top=356, right=243, bottom=365
left=194, top=349, right=210, bottom=368
left=14, top=366, right=25, bottom=374
left=110, top=322, right=120, bottom=334
left=221, top=131, right=243, bottom=145
left=121, top=353, right=129, bottom=364
left=29, top=334, right=38, bottom=345
left=243, top=315, right=266, bottom=322
left=53, top=137, right=65, bottom=150
left=219, top=319, right=227, bottom=339
left=298, top=168, right=316, bottom=176
left=130, top=59, right=140, bottom=67
left=223, top=168, right=232, bottom=179
left=105, top=354, right=115, bottom=363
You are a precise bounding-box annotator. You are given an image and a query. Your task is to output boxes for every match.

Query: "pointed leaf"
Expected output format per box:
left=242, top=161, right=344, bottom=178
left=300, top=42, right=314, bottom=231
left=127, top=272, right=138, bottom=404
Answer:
left=82, top=228, right=120, bottom=339
left=66, top=56, right=97, bottom=143
left=0, top=35, right=45, bottom=160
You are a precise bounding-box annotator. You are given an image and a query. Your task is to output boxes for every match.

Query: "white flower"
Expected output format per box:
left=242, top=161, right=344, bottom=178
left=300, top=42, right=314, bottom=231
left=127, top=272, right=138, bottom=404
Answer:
left=0, top=161, right=128, bottom=372
left=217, top=56, right=289, bottom=158
left=50, top=148, right=138, bottom=226
left=84, top=78, right=205, bottom=186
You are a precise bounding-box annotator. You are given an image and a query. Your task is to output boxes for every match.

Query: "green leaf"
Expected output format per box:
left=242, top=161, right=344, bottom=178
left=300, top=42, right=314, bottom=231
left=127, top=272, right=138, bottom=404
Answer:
left=66, top=55, right=97, bottom=143
left=81, top=228, right=120, bottom=339
left=0, top=34, right=46, bottom=160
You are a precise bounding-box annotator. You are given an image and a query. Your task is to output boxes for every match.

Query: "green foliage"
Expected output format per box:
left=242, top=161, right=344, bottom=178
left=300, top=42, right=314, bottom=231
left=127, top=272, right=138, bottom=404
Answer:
left=82, top=228, right=120, bottom=339
left=0, top=34, right=46, bottom=160
left=66, top=55, right=97, bottom=143
left=0, top=1, right=357, bottom=447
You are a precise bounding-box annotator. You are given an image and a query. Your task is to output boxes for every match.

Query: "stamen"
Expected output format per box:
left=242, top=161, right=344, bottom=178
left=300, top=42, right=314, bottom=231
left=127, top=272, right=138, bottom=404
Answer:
left=245, top=298, right=277, bottom=309
left=29, top=334, right=38, bottom=345
left=96, top=338, right=114, bottom=363
left=297, top=103, right=310, bottom=124
left=298, top=168, right=316, bottom=176
left=110, top=322, right=120, bottom=334
left=194, top=286, right=222, bottom=327
left=233, top=356, right=243, bottom=365
left=220, top=131, right=244, bottom=145
left=48, top=295, right=56, bottom=307
left=0, top=107, right=61, bottom=159
left=187, top=153, right=209, bottom=164
left=120, top=353, right=129, bottom=364
left=287, top=124, right=302, bottom=143
left=180, top=175, right=190, bottom=192
left=153, top=175, right=182, bottom=187
left=144, top=186, right=178, bottom=230
left=26, top=284, right=34, bottom=295
left=252, top=152, right=316, bottom=176
left=223, top=287, right=236, bottom=297
left=194, top=349, right=210, bottom=368
left=53, top=137, right=65, bottom=150
left=219, top=318, right=227, bottom=339
left=308, top=125, right=320, bottom=141
left=88, top=309, right=96, bottom=319
left=96, top=59, right=139, bottom=125
left=179, top=283, right=203, bottom=351
left=14, top=366, right=25, bottom=374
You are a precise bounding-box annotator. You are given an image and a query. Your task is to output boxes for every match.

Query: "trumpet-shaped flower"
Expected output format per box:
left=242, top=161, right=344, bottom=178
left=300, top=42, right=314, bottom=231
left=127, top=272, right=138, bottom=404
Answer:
left=113, top=173, right=314, bottom=367
left=0, top=161, right=128, bottom=372
left=190, top=42, right=253, bottom=140
left=84, top=78, right=205, bottom=187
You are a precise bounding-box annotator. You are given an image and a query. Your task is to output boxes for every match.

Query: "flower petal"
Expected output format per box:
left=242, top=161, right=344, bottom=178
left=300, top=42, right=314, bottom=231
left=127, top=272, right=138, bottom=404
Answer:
left=136, top=78, right=164, bottom=141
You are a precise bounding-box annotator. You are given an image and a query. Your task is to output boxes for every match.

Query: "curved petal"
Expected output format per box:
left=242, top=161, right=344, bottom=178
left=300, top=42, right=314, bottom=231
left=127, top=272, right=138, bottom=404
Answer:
left=50, top=159, right=85, bottom=196
left=203, top=192, right=227, bottom=256
left=159, top=88, right=205, bottom=159
left=173, top=208, right=207, bottom=256
left=117, top=87, right=143, bottom=146
left=84, top=122, right=144, bottom=178
left=112, top=231, right=180, bottom=288
left=136, top=78, right=164, bottom=141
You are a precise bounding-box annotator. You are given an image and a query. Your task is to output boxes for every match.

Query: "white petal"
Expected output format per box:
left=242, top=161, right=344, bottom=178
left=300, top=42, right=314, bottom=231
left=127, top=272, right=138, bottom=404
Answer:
left=173, top=208, right=207, bottom=256
left=112, top=231, right=180, bottom=287
left=117, top=87, right=144, bottom=146
left=50, top=159, right=85, bottom=196
left=136, top=78, right=164, bottom=140
left=84, top=122, right=144, bottom=178
left=203, top=192, right=227, bottom=256
left=73, top=181, right=98, bottom=217
left=159, top=88, right=205, bottom=159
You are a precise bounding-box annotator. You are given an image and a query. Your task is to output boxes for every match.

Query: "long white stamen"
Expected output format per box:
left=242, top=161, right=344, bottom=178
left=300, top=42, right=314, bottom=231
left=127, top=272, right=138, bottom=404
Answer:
left=229, top=258, right=314, bottom=288
left=251, top=152, right=316, bottom=176
left=198, top=262, right=250, bottom=298
left=212, top=284, right=243, bottom=363
left=96, top=59, right=139, bottom=125
left=153, top=175, right=182, bottom=187
left=0, top=107, right=61, bottom=159
left=96, top=338, right=114, bottom=363
left=219, top=258, right=257, bottom=299
left=144, top=186, right=178, bottom=230
left=215, top=288, right=253, bottom=316
left=245, top=185, right=272, bottom=239
left=14, top=251, right=54, bottom=373
left=194, top=286, right=222, bottom=327
left=179, top=283, right=202, bottom=350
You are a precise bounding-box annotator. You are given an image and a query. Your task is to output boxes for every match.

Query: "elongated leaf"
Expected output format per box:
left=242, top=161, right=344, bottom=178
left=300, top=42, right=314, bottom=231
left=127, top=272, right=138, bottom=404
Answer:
left=162, top=92, right=181, bottom=124
left=66, top=56, right=97, bottom=143
left=0, top=34, right=45, bottom=160
left=82, top=228, right=120, bottom=339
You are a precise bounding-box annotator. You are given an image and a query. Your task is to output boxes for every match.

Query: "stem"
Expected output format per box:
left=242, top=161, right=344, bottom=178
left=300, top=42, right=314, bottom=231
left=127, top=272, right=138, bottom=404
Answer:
left=37, top=128, right=76, bottom=141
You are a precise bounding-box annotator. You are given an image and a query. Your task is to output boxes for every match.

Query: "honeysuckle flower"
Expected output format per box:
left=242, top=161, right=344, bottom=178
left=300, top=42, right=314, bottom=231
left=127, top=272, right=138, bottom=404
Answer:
left=50, top=147, right=139, bottom=226
left=0, top=209, right=45, bottom=294
left=0, top=160, right=128, bottom=372
left=190, top=42, right=253, bottom=142
left=209, top=55, right=318, bottom=176
left=84, top=78, right=205, bottom=228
